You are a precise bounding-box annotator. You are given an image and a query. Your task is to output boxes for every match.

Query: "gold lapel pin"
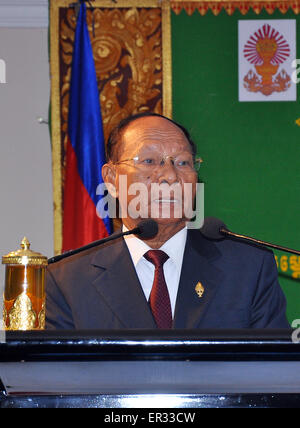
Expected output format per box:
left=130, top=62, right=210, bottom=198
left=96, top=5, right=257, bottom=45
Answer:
left=195, top=282, right=204, bottom=298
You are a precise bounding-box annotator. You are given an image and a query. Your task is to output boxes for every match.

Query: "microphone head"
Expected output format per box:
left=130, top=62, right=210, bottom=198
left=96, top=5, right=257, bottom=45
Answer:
left=200, top=217, right=228, bottom=240
left=136, top=219, right=159, bottom=239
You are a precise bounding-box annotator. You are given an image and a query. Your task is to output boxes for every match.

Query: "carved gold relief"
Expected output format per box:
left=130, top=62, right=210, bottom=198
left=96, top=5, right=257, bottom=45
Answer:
left=38, top=302, right=46, bottom=329
left=7, top=292, right=36, bottom=331
left=3, top=304, right=7, bottom=328
left=3, top=294, right=45, bottom=331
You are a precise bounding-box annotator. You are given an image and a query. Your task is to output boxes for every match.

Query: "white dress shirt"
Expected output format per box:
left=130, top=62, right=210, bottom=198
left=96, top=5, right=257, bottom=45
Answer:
left=123, top=225, right=187, bottom=317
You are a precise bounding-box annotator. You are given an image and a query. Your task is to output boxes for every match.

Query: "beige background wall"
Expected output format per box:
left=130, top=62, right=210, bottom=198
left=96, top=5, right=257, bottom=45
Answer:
left=0, top=1, right=53, bottom=317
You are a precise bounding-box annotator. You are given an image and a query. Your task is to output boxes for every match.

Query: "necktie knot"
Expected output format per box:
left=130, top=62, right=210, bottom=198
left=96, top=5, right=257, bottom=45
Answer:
left=144, top=250, right=169, bottom=268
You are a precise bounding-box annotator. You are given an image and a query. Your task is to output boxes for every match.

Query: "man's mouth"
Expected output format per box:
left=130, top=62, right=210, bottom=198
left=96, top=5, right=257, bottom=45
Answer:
left=153, top=199, right=179, bottom=203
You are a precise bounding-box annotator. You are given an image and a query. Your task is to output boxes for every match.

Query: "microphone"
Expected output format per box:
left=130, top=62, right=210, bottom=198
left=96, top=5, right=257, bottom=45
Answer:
left=200, top=217, right=300, bottom=256
left=48, top=219, right=158, bottom=264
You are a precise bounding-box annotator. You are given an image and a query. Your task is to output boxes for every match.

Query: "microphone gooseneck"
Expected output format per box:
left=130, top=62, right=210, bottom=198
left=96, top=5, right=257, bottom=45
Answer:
left=48, top=219, right=159, bottom=264
left=200, top=217, right=300, bottom=256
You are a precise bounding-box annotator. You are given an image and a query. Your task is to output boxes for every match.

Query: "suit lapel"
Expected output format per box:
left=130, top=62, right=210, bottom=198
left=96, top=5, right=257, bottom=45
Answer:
left=90, top=237, right=156, bottom=328
left=173, top=230, right=224, bottom=329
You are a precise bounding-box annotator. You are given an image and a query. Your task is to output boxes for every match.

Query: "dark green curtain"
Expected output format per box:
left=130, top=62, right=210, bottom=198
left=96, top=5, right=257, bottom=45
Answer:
left=172, top=9, right=300, bottom=324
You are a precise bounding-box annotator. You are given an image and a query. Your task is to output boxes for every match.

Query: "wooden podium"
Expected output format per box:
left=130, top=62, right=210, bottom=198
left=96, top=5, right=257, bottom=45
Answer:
left=0, top=329, right=300, bottom=408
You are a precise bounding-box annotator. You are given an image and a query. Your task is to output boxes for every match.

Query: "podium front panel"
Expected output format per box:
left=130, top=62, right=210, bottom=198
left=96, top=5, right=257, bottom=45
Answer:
left=1, top=329, right=300, bottom=408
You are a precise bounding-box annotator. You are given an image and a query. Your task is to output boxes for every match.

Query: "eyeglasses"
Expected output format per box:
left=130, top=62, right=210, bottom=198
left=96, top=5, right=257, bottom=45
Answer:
left=113, top=154, right=203, bottom=173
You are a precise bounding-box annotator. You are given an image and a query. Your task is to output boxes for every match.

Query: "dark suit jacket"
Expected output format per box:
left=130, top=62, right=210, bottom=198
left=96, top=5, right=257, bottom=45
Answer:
left=45, top=230, right=290, bottom=329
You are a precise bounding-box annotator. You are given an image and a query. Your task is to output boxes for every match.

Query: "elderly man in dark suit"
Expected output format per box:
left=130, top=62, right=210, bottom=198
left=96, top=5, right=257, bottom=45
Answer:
left=46, top=113, right=290, bottom=329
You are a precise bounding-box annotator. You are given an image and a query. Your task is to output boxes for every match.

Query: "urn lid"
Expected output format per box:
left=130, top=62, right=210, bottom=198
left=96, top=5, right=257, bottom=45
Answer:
left=2, top=237, right=48, bottom=266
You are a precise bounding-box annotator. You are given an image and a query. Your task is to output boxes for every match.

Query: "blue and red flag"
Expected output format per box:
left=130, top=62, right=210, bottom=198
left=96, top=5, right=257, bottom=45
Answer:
left=62, top=3, right=111, bottom=252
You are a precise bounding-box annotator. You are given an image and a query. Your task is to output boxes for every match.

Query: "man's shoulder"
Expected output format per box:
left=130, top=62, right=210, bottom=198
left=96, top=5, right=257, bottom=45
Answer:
left=188, top=228, right=275, bottom=261
left=47, top=245, right=98, bottom=274
left=47, top=234, right=127, bottom=278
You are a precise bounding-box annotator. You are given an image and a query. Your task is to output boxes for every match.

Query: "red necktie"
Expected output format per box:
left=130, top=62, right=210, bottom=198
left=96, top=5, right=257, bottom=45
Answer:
left=144, top=250, right=172, bottom=329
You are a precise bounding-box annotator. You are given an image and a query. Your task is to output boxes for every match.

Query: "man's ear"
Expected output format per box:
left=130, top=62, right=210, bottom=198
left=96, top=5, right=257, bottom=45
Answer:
left=102, top=163, right=118, bottom=198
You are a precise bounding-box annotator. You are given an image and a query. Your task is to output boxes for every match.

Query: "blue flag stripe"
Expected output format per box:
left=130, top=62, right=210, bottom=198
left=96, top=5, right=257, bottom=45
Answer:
left=68, top=4, right=111, bottom=233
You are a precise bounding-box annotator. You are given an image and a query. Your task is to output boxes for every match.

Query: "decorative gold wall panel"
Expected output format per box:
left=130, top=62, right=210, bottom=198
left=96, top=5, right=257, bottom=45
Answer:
left=50, top=0, right=172, bottom=254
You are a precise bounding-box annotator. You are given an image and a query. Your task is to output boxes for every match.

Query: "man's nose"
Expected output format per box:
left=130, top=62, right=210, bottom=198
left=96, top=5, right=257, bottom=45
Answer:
left=156, top=158, right=179, bottom=184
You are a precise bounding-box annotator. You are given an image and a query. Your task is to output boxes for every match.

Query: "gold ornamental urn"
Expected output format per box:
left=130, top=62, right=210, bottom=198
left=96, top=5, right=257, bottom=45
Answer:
left=2, top=237, right=48, bottom=330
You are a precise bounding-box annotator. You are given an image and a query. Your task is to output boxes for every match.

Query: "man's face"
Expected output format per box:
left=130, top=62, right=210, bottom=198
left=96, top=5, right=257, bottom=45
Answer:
left=105, top=116, right=198, bottom=230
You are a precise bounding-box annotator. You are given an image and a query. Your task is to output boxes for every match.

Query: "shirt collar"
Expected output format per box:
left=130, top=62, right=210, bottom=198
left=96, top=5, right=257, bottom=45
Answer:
left=123, top=224, right=187, bottom=268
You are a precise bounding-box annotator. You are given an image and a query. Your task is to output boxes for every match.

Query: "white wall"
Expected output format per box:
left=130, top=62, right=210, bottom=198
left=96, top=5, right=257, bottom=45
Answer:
left=0, top=26, right=53, bottom=299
